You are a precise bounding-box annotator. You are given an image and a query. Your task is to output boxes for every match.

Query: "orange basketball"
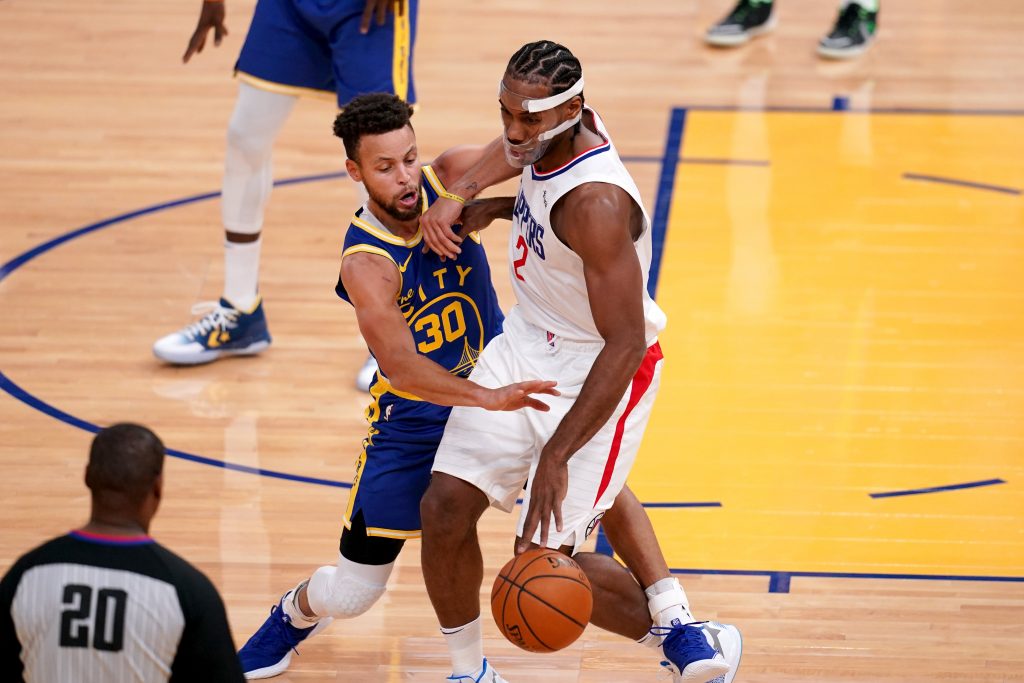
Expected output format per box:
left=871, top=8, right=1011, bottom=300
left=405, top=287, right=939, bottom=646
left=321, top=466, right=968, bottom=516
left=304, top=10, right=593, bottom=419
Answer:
left=490, top=548, right=593, bottom=653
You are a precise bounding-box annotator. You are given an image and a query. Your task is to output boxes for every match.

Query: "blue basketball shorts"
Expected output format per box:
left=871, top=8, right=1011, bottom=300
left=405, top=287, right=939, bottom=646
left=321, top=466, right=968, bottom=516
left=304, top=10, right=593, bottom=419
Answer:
left=342, top=391, right=448, bottom=539
left=235, top=0, right=417, bottom=107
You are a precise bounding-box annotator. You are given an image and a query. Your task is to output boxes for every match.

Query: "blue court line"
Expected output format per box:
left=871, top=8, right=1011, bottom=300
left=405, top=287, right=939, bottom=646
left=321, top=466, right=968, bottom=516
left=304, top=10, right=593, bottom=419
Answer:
left=869, top=478, right=1006, bottom=499
left=0, top=369, right=352, bottom=489
left=903, top=173, right=1022, bottom=196
left=0, top=171, right=356, bottom=488
left=647, top=107, right=688, bottom=298
left=642, top=501, right=722, bottom=508
left=668, top=568, right=1024, bottom=594
left=683, top=104, right=1024, bottom=116
left=0, top=171, right=348, bottom=283
left=620, top=155, right=769, bottom=167
left=595, top=531, right=1024, bottom=591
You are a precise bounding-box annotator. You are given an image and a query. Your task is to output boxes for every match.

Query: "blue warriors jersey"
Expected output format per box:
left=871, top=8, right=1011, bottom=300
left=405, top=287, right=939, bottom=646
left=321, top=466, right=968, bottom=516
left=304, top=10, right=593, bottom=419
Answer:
left=334, top=165, right=504, bottom=539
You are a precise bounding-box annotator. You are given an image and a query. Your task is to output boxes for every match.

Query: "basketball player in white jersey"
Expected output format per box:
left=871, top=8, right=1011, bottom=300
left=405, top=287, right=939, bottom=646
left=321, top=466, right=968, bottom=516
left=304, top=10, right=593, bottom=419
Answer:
left=0, top=424, right=244, bottom=682
left=417, top=41, right=743, bottom=683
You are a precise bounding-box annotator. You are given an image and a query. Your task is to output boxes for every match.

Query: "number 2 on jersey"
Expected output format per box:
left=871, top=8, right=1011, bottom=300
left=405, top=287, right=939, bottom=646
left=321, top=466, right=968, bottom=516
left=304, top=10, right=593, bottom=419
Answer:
left=512, top=235, right=528, bottom=281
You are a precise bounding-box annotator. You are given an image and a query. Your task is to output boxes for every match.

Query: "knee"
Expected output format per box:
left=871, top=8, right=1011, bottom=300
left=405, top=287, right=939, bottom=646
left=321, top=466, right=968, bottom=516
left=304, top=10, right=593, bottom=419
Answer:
left=226, top=118, right=273, bottom=162
left=420, top=474, right=487, bottom=536
left=306, top=565, right=387, bottom=620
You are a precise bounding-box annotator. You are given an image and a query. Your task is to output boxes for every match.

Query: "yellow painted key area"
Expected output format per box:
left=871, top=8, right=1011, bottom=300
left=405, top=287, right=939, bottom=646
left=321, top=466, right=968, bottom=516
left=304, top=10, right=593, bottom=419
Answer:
left=633, top=110, right=1024, bottom=578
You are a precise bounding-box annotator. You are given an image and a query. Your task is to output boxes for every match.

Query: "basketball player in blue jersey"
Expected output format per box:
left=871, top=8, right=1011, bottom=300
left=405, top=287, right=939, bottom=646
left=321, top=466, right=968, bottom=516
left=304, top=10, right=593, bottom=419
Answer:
left=233, top=93, right=559, bottom=679
left=416, top=41, right=743, bottom=683
left=153, top=0, right=416, bottom=391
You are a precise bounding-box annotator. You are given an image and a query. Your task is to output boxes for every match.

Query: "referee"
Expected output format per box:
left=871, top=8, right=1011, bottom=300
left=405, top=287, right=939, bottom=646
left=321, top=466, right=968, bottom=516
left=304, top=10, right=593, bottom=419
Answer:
left=0, top=423, right=245, bottom=682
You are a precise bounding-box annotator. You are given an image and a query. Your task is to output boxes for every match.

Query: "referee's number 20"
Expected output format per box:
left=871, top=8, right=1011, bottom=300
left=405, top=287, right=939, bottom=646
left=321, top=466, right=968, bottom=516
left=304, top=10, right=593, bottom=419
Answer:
left=59, top=584, right=128, bottom=652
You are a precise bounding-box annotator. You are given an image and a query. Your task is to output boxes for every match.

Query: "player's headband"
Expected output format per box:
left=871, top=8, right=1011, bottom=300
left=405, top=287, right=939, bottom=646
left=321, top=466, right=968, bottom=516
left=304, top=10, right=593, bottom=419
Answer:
left=498, top=78, right=585, bottom=113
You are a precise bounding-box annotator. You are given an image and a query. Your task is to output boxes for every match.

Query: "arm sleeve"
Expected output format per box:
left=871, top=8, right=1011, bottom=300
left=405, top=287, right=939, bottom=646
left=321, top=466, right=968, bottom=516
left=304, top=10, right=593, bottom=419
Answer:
left=0, top=567, right=26, bottom=682
left=168, top=572, right=245, bottom=683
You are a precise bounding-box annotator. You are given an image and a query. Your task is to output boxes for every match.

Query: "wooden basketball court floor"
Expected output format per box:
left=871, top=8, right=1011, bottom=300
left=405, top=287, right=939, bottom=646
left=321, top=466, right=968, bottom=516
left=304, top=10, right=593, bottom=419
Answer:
left=2, top=0, right=1023, bottom=680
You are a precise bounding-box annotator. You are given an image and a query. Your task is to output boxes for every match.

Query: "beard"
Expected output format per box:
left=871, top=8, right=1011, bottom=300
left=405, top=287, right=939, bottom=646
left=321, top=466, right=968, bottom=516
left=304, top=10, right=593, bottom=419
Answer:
left=370, top=185, right=423, bottom=222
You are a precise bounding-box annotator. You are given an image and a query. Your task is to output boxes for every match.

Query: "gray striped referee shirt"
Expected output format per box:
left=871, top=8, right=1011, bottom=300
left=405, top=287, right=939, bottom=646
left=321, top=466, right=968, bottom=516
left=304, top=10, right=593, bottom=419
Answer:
left=0, top=531, right=244, bottom=682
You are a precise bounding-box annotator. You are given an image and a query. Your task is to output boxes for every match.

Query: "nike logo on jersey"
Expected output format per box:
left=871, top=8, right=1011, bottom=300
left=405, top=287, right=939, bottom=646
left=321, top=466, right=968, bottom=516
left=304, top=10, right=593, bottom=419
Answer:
left=398, top=252, right=413, bottom=273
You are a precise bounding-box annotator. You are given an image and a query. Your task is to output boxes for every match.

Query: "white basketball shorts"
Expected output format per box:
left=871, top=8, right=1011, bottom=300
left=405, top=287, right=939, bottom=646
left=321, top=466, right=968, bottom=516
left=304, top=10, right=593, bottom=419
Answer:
left=432, top=306, right=664, bottom=553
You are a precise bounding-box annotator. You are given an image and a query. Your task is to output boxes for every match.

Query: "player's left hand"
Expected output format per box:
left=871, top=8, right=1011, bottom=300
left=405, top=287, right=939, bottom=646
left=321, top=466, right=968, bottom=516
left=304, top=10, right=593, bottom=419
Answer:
left=517, top=455, right=569, bottom=554
left=361, top=0, right=406, bottom=34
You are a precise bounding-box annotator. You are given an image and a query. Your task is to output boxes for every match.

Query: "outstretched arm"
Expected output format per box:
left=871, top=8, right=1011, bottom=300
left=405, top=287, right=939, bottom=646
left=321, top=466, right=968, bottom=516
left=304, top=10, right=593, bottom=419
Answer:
left=422, top=137, right=519, bottom=258
left=343, top=252, right=557, bottom=410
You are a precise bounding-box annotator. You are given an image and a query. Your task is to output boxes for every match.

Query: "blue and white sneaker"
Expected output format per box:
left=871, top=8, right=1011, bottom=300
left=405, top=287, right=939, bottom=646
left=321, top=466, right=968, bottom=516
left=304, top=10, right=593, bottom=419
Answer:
left=153, top=297, right=271, bottom=365
left=658, top=621, right=743, bottom=683
left=446, top=657, right=509, bottom=682
left=237, top=598, right=331, bottom=679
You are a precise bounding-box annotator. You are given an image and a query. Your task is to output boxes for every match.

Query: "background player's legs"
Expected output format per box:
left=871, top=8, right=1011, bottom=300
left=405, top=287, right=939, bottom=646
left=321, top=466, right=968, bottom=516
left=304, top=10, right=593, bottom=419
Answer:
left=419, top=472, right=495, bottom=680
left=818, top=0, right=879, bottom=59
left=238, top=511, right=403, bottom=679
left=220, top=83, right=296, bottom=309
left=153, top=83, right=294, bottom=365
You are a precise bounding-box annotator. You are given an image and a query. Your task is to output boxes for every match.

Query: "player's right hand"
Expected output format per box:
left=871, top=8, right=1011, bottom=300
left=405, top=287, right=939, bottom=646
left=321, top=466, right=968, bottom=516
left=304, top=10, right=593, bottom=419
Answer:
left=360, top=0, right=406, bottom=34
left=421, top=196, right=465, bottom=260
left=183, top=0, right=228, bottom=64
left=484, top=380, right=559, bottom=412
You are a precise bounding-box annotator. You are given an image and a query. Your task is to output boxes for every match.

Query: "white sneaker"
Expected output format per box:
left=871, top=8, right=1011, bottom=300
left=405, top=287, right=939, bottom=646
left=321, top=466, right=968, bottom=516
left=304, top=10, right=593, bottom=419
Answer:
left=446, top=657, right=509, bottom=682
left=355, top=354, right=378, bottom=392
left=659, top=621, right=742, bottom=683
left=153, top=297, right=271, bottom=365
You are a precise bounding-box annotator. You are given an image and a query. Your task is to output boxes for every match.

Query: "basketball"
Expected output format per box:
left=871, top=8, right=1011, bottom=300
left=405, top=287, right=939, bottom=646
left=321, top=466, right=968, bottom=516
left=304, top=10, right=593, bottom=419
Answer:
left=490, top=548, right=593, bottom=653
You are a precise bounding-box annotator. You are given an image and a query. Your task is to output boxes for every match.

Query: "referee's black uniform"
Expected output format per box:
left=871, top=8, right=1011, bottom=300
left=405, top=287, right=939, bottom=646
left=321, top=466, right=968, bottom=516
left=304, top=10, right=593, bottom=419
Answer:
left=0, top=530, right=245, bottom=682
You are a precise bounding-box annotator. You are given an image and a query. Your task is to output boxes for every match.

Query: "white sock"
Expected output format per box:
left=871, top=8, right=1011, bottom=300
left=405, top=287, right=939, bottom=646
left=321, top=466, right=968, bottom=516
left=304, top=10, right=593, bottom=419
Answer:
left=645, top=577, right=694, bottom=628
left=281, top=582, right=320, bottom=629
left=441, top=616, right=484, bottom=677
left=844, top=0, right=878, bottom=11
left=223, top=238, right=261, bottom=311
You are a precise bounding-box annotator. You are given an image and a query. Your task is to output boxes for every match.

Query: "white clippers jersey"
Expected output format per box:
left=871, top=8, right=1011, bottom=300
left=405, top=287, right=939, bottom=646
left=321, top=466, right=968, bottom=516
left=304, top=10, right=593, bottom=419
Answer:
left=509, top=107, right=667, bottom=345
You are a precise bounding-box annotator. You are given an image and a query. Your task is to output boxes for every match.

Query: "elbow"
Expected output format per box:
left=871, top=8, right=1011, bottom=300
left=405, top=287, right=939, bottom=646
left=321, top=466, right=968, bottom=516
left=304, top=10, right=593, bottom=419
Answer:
left=608, top=334, right=648, bottom=375
left=625, top=338, right=648, bottom=373
left=385, top=366, right=414, bottom=394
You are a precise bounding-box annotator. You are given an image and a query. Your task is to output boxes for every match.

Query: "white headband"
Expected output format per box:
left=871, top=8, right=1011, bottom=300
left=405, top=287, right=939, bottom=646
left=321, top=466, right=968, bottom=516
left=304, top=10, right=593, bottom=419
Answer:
left=498, top=78, right=585, bottom=113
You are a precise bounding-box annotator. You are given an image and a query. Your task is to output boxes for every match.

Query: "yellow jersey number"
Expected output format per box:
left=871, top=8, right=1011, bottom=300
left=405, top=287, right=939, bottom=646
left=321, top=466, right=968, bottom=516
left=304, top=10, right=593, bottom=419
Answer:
left=414, top=301, right=467, bottom=353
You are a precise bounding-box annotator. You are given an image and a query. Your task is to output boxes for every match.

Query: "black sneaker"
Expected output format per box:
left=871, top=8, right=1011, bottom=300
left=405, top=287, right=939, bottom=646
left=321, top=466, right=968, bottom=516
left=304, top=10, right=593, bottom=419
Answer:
left=705, top=0, right=776, bottom=47
left=818, top=2, right=878, bottom=59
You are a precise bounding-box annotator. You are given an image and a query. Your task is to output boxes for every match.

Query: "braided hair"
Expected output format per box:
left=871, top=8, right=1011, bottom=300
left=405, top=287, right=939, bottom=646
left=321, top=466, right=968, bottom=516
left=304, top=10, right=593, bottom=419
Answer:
left=505, top=40, right=584, bottom=102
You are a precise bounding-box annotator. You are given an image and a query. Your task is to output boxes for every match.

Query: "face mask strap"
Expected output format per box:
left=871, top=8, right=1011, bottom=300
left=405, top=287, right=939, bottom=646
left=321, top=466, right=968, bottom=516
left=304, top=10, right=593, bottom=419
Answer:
left=537, top=111, right=582, bottom=142
left=498, top=78, right=585, bottom=113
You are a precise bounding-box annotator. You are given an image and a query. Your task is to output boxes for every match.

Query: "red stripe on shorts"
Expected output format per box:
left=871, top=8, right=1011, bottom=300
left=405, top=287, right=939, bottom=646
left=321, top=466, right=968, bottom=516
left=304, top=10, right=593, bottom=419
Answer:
left=593, top=341, right=664, bottom=505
